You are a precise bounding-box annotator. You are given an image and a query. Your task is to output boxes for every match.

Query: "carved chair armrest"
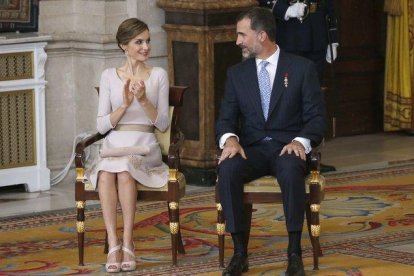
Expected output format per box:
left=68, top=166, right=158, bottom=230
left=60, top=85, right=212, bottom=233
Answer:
left=167, top=130, right=185, bottom=170
left=307, top=148, right=324, bottom=204
left=308, top=149, right=321, bottom=172
left=75, top=132, right=106, bottom=169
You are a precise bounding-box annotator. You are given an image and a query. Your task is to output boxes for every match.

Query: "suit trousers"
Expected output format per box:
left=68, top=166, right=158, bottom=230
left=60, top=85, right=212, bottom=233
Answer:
left=218, top=139, right=307, bottom=233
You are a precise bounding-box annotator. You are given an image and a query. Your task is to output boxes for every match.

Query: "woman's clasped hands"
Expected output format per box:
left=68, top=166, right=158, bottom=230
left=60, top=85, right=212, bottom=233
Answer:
left=130, top=79, right=146, bottom=102
left=122, top=79, right=134, bottom=108
left=122, top=79, right=146, bottom=108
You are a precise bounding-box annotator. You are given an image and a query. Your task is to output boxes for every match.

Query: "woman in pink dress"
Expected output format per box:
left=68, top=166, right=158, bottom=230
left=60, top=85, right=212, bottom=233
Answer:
left=86, top=18, right=169, bottom=273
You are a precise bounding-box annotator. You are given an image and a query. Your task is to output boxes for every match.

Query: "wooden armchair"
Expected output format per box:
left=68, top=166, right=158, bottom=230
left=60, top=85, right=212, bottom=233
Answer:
left=215, top=150, right=325, bottom=270
left=75, top=86, right=188, bottom=266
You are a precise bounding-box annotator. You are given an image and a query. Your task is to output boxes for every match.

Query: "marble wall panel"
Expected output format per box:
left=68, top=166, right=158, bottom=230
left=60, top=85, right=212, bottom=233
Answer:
left=39, top=15, right=75, bottom=34
left=39, top=0, right=75, bottom=15
left=73, top=0, right=106, bottom=15
left=44, top=54, right=77, bottom=169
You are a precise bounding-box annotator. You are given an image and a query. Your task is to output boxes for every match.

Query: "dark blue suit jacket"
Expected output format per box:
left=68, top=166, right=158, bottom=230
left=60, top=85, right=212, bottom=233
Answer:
left=216, top=50, right=326, bottom=148
left=259, top=0, right=338, bottom=52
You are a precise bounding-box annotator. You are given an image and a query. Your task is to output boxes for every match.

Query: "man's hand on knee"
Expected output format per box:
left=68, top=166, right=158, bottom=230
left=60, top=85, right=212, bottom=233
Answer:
left=280, top=140, right=306, bottom=161
left=219, top=137, right=247, bottom=164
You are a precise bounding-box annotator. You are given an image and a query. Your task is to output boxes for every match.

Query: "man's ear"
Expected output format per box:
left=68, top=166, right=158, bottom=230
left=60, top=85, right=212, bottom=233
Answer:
left=259, top=31, right=267, bottom=42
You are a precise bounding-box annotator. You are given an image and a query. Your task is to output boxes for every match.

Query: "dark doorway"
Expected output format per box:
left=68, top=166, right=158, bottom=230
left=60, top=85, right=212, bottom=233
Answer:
left=324, top=0, right=386, bottom=137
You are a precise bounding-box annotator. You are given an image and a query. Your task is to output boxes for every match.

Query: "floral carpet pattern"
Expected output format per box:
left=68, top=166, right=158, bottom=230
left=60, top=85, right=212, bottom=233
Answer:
left=0, top=164, right=414, bottom=275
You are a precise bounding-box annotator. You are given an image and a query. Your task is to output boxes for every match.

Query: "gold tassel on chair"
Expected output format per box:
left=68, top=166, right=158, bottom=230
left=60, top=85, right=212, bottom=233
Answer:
left=384, top=0, right=404, bottom=15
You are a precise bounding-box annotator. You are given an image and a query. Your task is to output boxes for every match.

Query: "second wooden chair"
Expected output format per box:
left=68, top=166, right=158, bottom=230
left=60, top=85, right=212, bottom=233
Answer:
left=215, top=151, right=325, bottom=270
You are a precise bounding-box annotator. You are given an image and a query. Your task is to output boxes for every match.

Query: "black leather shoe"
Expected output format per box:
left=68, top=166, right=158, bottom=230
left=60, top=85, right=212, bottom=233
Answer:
left=285, top=253, right=305, bottom=276
left=320, top=163, right=336, bottom=173
left=222, top=253, right=249, bottom=276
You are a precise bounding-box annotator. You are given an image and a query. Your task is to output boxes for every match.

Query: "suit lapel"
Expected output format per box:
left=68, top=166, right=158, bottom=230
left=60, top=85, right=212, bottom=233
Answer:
left=242, top=59, right=265, bottom=122
left=268, top=50, right=291, bottom=118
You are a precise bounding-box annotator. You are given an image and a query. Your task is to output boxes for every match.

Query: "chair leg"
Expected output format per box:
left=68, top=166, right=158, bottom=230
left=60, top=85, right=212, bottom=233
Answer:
left=216, top=201, right=225, bottom=268
left=216, top=202, right=226, bottom=268
left=306, top=203, right=320, bottom=270
left=168, top=201, right=180, bottom=266
left=308, top=182, right=323, bottom=270
left=177, top=230, right=185, bottom=254
left=175, top=203, right=185, bottom=255
left=104, top=231, right=109, bottom=254
left=244, top=203, right=253, bottom=248
left=76, top=201, right=86, bottom=266
left=166, top=197, right=185, bottom=254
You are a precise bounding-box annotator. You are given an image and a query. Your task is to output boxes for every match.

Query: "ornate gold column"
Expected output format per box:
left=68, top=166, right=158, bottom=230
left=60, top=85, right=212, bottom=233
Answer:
left=157, top=0, right=257, bottom=185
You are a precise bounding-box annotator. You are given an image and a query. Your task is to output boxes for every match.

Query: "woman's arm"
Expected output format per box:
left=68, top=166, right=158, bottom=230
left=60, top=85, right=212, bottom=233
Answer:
left=109, top=79, right=133, bottom=127
left=133, top=68, right=169, bottom=132
left=97, top=71, right=133, bottom=134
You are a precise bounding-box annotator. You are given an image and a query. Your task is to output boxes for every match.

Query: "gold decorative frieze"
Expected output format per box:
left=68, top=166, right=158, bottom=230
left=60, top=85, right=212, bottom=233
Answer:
left=163, top=24, right=236, bottom=37
left=170, top=222, right=179, bottom=234
left=76, top=168, right=94, bottom=190
left=311, top=225, right=320, bottom=237
left=306, top=171, right=326, bottom=191
left=0, top=90, right=36, bottom=169
left=76, top=168, right=85, bottom=181
left=76, top=221, right=85, bottom=233
left=76, top=201, right=85, bottom=209
left=169, top=169, right=178, bottom=181
left=85, top=181, right=94, bottom=191
left=0, top=52, right=34, bottom=81
left=308, top=171, right=320, bottom=184
left=169, top=202, right=179, bottom=210
left=157, top=0, right=257, bottom=11
left=310, top=204, right=320, bottom=213
left=217, top=223, right=225, bottom=235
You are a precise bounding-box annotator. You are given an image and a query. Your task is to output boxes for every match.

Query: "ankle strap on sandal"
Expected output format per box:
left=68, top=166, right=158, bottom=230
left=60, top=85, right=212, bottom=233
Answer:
left=108, top=244, right=121, bottom=255
left=122, top=246, right=135, bottom=257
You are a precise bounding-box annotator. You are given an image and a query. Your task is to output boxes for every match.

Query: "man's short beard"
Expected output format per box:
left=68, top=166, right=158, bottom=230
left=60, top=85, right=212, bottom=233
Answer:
left=241, top=48, right=254, bottom=60
left=241, top=39, right=262, bottom=60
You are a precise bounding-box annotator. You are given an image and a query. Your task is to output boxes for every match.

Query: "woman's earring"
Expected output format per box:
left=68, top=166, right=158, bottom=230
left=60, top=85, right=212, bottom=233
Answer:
left=124, top=49, right=128, bottom=56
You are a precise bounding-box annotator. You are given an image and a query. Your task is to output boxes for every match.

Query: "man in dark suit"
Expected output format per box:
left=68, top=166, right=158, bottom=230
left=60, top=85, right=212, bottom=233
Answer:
left=216, top=7, right=326, bottom=276
left=260, top=0, right=338, bottom=172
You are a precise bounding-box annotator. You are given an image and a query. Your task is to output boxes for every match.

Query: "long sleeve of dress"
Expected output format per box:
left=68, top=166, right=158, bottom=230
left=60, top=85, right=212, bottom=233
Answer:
left=152, top=68, right=170, bottom=132
left=96, top=70, right=114, bottom=134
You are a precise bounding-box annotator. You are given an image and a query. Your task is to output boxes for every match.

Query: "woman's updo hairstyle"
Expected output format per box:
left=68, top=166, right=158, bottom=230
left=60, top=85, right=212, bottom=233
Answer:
left=116, top=18, right=149, bottom=52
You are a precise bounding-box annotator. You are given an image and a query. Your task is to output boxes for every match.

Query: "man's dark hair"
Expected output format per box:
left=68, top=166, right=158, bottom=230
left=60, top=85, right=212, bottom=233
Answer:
left=237, top=7, right=276, bottom=42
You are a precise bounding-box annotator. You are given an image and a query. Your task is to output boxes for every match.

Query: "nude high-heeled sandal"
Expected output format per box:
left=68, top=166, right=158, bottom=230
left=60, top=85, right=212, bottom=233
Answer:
left=121, top=245, right=136, bottom=272
left=105, top=244, right=121, bottom=273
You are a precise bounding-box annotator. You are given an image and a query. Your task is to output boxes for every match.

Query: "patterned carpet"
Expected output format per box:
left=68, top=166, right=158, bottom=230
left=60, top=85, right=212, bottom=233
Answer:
left=1, top=163, right=414, bottom=275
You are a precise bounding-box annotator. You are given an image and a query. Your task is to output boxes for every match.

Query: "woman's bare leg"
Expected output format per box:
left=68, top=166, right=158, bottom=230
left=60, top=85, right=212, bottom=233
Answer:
left=117, top=171, right=137, bottom=263
left=98, top=171, right=121, bottom=264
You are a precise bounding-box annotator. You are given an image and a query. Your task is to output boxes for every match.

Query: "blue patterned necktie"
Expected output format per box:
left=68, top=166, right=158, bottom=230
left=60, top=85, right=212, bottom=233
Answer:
left=258, top=61, right=271, bottom=120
